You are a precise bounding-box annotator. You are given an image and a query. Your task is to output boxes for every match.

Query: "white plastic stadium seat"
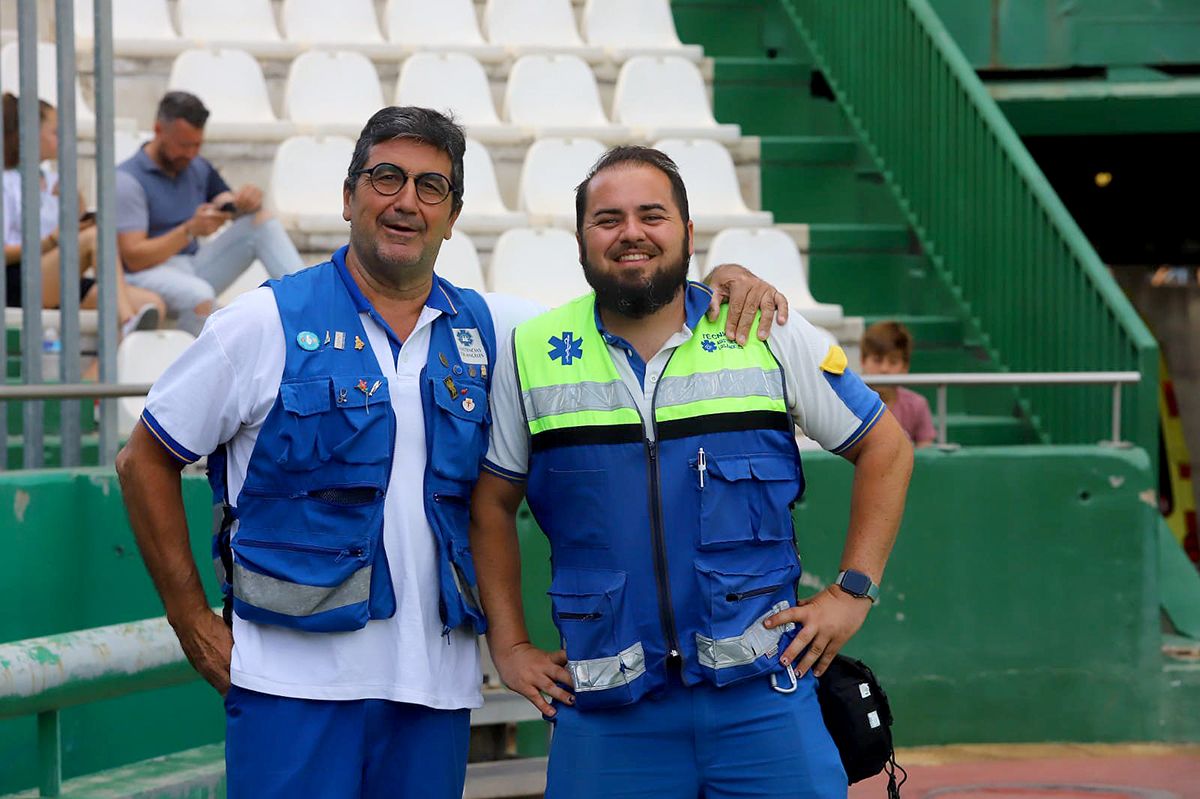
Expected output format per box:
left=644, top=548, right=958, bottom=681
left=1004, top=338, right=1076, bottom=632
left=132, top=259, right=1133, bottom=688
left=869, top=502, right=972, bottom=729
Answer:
left=653, top=139, right=772, bottom=230
left=281, top=0, right=394, bottom=58
left=504, top=55, right=631, bottom=143
left=395, top=53, right=524, bottom=144
left=284, top=51, right=384, bottom=136
left=0, top=42, right=95, bottom=136
left=168, top=49, right=295, bottom=140
left=614, top=57, right=740, bottom=142
left=75, top=0, right=185, bottom=58
left=457, top=139, right=529, bottom=234
left=518, top=137, right=607, bottom=228
left=582, top=0, right=703, bottom=61
left=483, top=0, right=604, bottom=61
left=385, top=0, right=505, bottom=61
left=435, top=232, right=486, bottom=292
left=704, top=228, right=843, bottom=327
left=490, top=228, right=589, bottom=307
left=117, top=330, right=197, bottom=437
left=177, top=0, right=298, bottom=58
left=269, top=135, right=355, bottom=232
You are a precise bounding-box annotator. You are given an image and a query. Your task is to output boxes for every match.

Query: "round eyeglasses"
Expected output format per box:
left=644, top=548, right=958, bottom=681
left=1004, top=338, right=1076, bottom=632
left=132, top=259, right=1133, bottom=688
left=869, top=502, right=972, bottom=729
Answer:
left=350, top=162, right=457, bottom=205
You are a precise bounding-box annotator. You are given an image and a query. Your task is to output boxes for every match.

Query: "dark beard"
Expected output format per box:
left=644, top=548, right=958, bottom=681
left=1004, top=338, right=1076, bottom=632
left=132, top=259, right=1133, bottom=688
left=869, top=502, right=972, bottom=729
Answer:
left=581, top=238, right=690, bottom=319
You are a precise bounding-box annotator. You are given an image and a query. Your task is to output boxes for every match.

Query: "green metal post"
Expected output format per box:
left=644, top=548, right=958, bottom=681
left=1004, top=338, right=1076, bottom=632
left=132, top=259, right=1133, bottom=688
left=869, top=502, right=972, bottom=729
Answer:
left=37, top=709, right=62, bottom=797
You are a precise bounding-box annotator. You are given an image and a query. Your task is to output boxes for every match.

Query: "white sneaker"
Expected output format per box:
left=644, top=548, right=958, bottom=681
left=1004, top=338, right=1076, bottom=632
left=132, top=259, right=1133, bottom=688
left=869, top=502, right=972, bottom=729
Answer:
left=121, top=303, right=160, bottom=338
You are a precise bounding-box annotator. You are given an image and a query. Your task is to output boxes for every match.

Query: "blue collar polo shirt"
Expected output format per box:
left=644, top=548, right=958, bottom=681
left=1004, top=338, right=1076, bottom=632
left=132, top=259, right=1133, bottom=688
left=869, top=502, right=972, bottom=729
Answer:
left=115, top=144, right=231, bottom=256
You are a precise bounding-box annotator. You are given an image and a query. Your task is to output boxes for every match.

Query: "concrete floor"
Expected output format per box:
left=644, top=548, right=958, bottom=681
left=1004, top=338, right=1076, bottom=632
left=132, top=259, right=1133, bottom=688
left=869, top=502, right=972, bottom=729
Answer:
left=851, top=743, right=1200, bottom=799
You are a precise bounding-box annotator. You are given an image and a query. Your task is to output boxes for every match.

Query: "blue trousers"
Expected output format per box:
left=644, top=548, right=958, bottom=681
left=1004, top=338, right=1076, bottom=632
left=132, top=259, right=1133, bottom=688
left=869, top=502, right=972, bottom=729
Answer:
left=546, top=670, right=847, bottom=799
left=224, top=685, right=470, bottom=799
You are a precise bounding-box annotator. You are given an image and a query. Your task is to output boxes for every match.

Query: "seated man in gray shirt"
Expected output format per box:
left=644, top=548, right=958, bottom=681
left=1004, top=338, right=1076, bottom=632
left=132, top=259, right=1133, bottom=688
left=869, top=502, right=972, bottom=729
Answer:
left=116, top=91, right=304, bottom=334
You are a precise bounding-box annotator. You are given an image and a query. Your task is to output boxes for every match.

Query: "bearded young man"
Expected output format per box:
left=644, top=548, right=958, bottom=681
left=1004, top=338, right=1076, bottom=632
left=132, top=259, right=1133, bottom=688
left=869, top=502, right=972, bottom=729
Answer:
left=470, top=145, right=914, bottom=799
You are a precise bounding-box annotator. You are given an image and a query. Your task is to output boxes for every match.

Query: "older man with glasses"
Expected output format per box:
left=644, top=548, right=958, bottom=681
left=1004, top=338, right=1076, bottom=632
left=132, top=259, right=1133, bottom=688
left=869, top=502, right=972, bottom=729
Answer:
left=115, top=106, right=789, bottom=798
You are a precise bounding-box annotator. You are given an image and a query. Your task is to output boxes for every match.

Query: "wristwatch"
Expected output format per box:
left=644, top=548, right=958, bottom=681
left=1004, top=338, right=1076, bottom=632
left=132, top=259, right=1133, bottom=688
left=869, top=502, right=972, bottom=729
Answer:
left=835, top=569, right=880, bottom=603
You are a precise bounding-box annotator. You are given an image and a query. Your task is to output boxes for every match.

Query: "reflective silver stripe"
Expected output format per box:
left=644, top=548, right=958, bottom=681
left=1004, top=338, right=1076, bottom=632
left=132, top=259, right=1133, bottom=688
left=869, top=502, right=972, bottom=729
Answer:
left=696, top=601, right=795, bottom=670
left=522, top=380, right=636, bottom=423
left=232, top=562, right=371, bottom=617
left=568, top=642, right=647, bottom=692
left=657, top=367, right=785, bottom=410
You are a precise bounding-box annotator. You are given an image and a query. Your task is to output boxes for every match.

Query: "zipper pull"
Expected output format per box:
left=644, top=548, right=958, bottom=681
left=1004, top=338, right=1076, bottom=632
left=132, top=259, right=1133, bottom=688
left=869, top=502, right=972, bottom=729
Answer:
left=697, top=447, right=707, bottom=489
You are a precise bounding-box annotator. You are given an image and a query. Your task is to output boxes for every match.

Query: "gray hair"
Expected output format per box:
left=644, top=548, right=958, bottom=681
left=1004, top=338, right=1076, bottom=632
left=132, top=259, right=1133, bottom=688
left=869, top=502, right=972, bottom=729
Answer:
left=345, top=106, right=466, bottom=212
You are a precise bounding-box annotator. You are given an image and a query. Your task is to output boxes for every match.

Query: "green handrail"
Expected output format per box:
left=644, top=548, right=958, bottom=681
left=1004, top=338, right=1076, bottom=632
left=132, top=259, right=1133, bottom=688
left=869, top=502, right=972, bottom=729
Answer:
left=779, top=0, right=1159, bottom=454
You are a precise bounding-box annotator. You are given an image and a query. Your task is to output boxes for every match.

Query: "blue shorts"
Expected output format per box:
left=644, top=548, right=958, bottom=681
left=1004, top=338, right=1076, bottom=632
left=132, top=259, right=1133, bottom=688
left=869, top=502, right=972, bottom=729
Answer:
left=224, top=685, right=470, bottom=799
left=545, top=669, right=847, bottom=799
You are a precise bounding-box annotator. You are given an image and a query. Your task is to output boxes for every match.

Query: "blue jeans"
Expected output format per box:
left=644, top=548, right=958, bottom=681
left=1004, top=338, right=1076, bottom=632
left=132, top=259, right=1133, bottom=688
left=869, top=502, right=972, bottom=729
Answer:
left=224, top=685, right=471, bottom=799
left=546, top=669, right=847, bottom=799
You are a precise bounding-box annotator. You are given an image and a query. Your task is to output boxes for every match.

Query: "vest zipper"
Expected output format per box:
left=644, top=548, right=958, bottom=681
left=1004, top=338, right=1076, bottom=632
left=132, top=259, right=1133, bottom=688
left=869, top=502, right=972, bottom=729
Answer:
left=645, top=353, right=681, bottom=668
left=236, top=538, right=364, bottom=561
left=556, top=611, right=602, bottom=620
left=726, top=584, right=783, bottom=602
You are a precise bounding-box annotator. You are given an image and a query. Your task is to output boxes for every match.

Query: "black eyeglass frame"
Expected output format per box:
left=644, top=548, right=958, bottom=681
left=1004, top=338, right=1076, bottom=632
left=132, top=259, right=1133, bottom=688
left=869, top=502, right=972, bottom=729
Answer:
left=348, top=162, right=460, bottom=205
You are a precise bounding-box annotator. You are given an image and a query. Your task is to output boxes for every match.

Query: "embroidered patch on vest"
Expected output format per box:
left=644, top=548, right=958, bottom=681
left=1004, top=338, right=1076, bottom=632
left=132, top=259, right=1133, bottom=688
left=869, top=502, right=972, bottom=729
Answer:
left=548, top=331, right=583, bottom=365
left=453, top=328, right=488, bottom=364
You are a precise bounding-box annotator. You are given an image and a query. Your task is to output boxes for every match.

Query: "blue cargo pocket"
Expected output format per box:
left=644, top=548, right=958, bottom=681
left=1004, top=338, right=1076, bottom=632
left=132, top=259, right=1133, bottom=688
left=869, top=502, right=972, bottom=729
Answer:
left=231, top=533, right=374, bottom=633
left=695, top=557, right=800, bottom=686
left=548, top=569, right=647, bottom=709
left=276, top=376, right=391, bottom=470
left=697, top=452, right=800, bottom=548
left=428, top=376, right=489, bottom=482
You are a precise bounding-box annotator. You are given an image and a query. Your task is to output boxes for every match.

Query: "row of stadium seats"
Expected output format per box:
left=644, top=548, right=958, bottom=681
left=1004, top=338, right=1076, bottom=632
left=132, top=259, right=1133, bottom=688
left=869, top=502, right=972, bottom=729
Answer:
left=453, top=227, right=842, bottom=328
left=270, top=136, right=769, bottom=234
left=176, top=50, right=736, bottom=143
left=74, top=0, right=700, bottom=63
left=3, top=44, right=730, bottom=144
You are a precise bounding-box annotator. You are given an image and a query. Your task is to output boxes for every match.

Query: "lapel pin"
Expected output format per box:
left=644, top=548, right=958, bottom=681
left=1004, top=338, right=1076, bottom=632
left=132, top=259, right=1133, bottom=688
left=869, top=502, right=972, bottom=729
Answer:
left=334, top=331, right=346, bottom=350
left=296, top=331, right=319, bottom=351
left=354, top=336, right=365, bottom=351
left=443, top=376, right=458, bottom=399
left=462, top=397, right=476, bottom=412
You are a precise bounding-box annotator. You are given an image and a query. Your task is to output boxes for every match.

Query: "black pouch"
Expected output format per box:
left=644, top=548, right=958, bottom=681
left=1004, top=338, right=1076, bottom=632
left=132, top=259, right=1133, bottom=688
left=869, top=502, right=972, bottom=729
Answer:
left=815, top=655, right=906, bottom=795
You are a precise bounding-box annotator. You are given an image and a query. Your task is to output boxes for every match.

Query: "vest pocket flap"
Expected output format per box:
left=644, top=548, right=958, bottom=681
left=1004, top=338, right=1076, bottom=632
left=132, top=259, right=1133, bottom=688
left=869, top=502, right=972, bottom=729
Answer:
left=431, top=376, right=488, bottom=422
left=280, top=378, right=332, bottom=416
left=548, top=569, right=625, bottom=620
left=749, top=454, right=799, bottom=482
left=706, top=454, right=752, bottom=482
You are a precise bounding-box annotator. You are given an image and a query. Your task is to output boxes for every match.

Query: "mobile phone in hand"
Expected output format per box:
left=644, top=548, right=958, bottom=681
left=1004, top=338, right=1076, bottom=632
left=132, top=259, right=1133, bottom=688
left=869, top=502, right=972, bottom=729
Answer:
left=217, top=201, right=237, bottom=214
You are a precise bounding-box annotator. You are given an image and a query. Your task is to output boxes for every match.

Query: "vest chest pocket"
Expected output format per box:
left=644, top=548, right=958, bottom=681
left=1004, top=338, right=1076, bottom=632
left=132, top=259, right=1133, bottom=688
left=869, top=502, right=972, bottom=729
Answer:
left=427, top=376, right=490, bottom=483
left=695, top=452, right=800, bottom=549
left=275, top=376, right=392, bottom=472
left=548, top=569, right=647, bottom=709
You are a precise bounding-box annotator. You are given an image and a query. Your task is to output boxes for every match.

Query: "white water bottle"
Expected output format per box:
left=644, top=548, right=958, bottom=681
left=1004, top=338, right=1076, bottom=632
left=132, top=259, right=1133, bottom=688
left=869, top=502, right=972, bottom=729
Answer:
left=41, top=326, right=62, bottom=381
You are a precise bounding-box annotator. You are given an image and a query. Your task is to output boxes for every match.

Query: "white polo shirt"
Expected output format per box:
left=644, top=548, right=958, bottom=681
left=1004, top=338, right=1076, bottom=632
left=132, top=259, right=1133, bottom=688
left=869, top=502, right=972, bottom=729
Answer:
left=142, top=272, right=542, bottom=707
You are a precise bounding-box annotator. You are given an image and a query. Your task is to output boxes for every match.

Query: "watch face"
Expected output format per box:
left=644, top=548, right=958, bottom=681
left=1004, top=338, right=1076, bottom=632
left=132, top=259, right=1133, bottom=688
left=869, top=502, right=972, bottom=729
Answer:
left=841, top=570, right=872, bottom=596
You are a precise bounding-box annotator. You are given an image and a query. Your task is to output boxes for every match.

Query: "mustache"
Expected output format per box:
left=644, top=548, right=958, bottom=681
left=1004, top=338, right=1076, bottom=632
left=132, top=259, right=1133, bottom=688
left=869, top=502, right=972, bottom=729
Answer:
left=380, top=215, right=425, bottom=231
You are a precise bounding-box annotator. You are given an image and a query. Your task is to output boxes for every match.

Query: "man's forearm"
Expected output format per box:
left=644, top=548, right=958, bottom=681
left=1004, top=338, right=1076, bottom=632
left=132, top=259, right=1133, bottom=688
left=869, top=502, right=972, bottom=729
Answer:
left=115, top=427, right=210, bottom=625
left=469, top=478, right=533, bottom=653
left=121, top=223, right=192, bottom=272
left=839, top=412, right=913, bottom=583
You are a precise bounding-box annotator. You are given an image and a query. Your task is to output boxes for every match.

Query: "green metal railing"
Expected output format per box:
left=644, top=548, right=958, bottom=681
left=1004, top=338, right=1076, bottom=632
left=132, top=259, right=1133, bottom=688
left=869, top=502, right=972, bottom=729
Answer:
left=779, top=0, right=1160, bottom=455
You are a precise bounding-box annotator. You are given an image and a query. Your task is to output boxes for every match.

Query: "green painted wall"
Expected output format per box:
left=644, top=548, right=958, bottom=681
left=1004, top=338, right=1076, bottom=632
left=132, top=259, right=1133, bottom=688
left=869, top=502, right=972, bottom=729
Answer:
left=0, top=447, right=1170, bottom=791
left=0, top=470, right=223, bottom=795
left=926, top=0, right=1200, bottom=70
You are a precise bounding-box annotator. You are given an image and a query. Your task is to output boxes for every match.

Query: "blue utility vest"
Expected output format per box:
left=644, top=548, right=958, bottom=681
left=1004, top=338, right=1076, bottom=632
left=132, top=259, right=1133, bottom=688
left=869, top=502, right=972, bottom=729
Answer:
left=513, top=294, right=805, bottom=710
left=210, top=250, right=495, bottom=635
